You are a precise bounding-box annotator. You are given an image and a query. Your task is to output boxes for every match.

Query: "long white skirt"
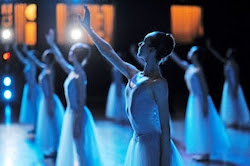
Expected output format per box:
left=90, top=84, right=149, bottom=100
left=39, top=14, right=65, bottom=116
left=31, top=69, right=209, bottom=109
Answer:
left=185, top=94, right=230, bottom=154
left=105, top=83, right=127, bottom=121
left=220, top=82, right=250, bottom=125
left=19, top=83, right=42, bottom=125
left=125, top=132, right=184, bottom=166
left=36, top=94, right=64, bottom=152
left=56, top=106, right=102, bottom=166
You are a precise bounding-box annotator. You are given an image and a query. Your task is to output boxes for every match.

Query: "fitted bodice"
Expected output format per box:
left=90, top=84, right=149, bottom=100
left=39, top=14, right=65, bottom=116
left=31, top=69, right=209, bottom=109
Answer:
left=184, top=65, right=204, bottom=96
left=38, top=69, right=53, bottom=97
left=64, top=71, right=87, bottom=110
left=23, top=62, right=36, bottom=82
left=224, top=61, right=237, bottom=83
left=125, top=72, right=162, bottom=136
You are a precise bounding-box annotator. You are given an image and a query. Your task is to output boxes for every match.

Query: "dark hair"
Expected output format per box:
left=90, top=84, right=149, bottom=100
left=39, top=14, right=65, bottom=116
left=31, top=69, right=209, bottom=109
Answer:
left=42, top=49, right=54, bottom=65
left=69, top=43, right=90, bottom=65
left=226, top=48, right=236, bottom=59
left=147, top=31, right=175, bottom=63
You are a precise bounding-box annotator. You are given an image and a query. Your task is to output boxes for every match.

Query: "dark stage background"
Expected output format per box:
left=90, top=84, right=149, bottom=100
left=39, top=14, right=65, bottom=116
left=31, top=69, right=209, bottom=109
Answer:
left=1, top=0, right=250, bottom=118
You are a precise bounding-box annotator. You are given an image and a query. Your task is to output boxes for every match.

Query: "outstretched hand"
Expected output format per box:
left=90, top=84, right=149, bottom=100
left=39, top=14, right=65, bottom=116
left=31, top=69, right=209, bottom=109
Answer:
left=45, top=28, right=55, bottom=46
left=78, top=5, right=91, bottom=30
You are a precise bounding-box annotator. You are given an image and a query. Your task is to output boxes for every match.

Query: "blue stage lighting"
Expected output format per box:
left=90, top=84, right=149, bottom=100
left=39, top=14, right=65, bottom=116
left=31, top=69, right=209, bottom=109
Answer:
left=3, top=76, right=11, bottom=86
left=3, top=90, right=12, bottom=100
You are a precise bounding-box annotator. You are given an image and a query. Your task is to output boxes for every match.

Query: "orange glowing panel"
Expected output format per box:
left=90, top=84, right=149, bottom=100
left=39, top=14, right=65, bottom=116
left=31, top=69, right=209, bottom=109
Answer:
left=3, top=52, right=11, bottom=60
left=1, top=4, right=13, bottom=28
left=1, top=4, right=12, bottom=14
left=101, top=5, right=114, bottom=44
left=56, top=3, right=67, bottom=44
left=171, top=5, right=204, bottom=44
left=14, top=4, right=27, bottom=44
left=25, top=22, right=37, bottom=45
left=25, top=4, right=37, bottom=21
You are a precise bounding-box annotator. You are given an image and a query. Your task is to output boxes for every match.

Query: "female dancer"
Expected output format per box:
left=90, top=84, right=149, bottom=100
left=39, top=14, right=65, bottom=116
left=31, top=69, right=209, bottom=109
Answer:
left=24, top=47, right=64, bottom=158
left=12, top=43, right=42, bottom=132
left=169, top=47, right=230, bottom=161
left=206, top=41, right=250, bottom=128
left=79, top=5, right=183, bottom=166
left=105, top=63, right=127, bottom=122
left=45, top=29, right=102, bottom=166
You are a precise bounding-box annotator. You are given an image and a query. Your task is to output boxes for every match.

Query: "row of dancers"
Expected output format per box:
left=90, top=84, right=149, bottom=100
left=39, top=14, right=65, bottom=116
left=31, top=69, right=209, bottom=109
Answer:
left=12, top=5, right=249, bottom=166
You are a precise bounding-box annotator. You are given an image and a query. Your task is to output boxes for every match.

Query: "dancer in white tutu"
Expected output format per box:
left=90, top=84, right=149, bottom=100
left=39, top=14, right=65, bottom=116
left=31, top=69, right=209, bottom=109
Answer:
left=206, top=40, right=250, bottom=128
left=12, top=43, right=42, bottom=132
left=45, top=29, right=102, bottom=166
left=24, top=47, right=65, bottom=158
left=79, top=5, right=183, bottom=166
left=169, top=46, right=230, bottom=161
left=130, top=43, right=175, bottom=137
left=105, top=63, right=127, bottom=122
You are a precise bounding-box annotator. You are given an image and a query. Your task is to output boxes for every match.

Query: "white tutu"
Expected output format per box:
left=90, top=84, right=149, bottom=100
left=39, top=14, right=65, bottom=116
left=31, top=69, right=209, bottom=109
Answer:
left=19, top=83, right=42, bottom=125
left=56, top=106, right=102, bottom=166
left=220, top=82, right=250, bottom=125
left=125, top=132, right=183, bottom=166
left=105, top=83, right=127, bottom=121
left=185, top=95, right=230, bottom=154
left=36, top=94, right=64, bottom=152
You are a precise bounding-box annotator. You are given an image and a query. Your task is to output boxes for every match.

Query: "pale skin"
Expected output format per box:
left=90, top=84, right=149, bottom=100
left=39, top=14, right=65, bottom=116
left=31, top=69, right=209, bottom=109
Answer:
left=46, top=29, right=89, bottom=165
left=79, top=5, right=170, bottom=165
left=12, top=43, right=37, bottom=100
left=24, top=46, right=55, bottom=118
left=169, top=49, right=209, bottom=116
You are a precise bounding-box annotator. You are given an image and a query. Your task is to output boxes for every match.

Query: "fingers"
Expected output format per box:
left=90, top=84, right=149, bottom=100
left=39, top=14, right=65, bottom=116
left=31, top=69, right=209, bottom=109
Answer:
left=83, top=5, right=90, bottom=19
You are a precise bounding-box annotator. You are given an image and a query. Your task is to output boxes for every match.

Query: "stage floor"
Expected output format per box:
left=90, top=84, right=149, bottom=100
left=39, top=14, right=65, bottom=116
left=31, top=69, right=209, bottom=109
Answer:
left=0, top=111, right=249, bottom=166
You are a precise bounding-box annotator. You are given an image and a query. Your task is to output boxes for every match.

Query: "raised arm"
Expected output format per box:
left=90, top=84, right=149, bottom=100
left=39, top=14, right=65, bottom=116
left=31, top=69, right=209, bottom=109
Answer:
left=129, top=43, right=145, bottom=67
left=169, top=52, right=189, bottom=70
left=79, top=5, right=139, bottom=79
left=206, top=39, right=226, bottom=64
left=45, top=29, right=73, bottom=74
left=12, top=43, right=28, bottom=65
left=22, top=44, right=46, bottom=69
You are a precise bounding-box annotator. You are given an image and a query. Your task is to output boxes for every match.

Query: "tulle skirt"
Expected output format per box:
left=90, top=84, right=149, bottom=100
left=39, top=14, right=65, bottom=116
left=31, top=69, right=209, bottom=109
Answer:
left=56, top=106, right=102, bottom=166
left=105, top=83, right=127, bottom=121
left=220, top=82, right=250, bottom=125
left=19, top=83, right=42, bottom=125
left=185, top=94, right=230, bottom=154
left=36, top=94, right=65, bottom=152
left=124, top=132, right=184, bottom=166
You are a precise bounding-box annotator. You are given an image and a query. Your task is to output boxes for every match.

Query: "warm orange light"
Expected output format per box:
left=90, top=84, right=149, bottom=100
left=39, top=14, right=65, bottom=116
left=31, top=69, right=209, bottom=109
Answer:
left=25, top=22, right=37, bottom=45
left=56, top=4, right=114, bottom=44
left=171, top=5, right=204, bottom=44
left=3, top=52, right=11, bottom=60
left=25, top=4, right=37, bottom=21
left=56, top=3, right=67, bottom=44
left=1, top=4, right=13, bottom=28
left=14, top=4, right=27, bottom=44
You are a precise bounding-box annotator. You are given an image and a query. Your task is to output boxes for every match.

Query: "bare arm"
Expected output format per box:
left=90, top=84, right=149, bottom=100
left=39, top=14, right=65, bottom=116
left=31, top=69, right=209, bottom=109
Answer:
left=45, top=29, right=73, bottom=74
left=169, top=52, right=189, bottom=70
left=152, top=80, right=170, bottom=166
left=79, top=5, right=139, bottom=79
left=206, top=39, right=226, bottom=64
left=23, top=46, right=46, bottom=69
left=12, top=43, right=28, bottom=65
